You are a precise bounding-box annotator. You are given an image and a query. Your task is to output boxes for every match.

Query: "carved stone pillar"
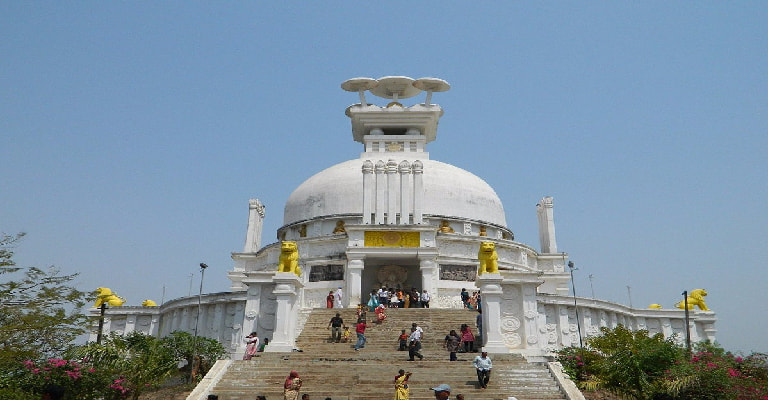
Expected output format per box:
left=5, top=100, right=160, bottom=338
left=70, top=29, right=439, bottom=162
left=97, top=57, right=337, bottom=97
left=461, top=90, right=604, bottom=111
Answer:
left=244, top=199, right=266, bottom=253
left=412, top=160, right=423, bottom=224
left=266, top=273, right=303, bottom=352
left=399, top=160, right=411, bottom=224
left=362, top=160, right=374, bottom=224
left=477, top=273, right=507, bottom=353
left=346, top=257, right=365, bottom=306
left=375, top=161, right=386, bottom=224
left=386, top=159, right=398, bottom=225
left=418, top=256, right=438, bottom=295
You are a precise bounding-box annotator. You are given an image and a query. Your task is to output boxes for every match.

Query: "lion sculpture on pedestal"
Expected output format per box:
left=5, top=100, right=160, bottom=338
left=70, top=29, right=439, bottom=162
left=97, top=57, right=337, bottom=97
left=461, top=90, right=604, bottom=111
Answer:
left=477, top=241, right=499, bottom=275
left=94, top=287, right=126, bottom=307
left=675, top=288, right=710, bottom=311
left=278, top=241, right=301, bottom=276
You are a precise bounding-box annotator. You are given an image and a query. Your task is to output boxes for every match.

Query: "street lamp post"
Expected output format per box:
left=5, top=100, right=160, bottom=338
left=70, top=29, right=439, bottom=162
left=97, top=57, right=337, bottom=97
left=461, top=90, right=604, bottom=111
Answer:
left=682, top=290, right=691, bottom=355
left=192, top=263, right=208, bottom=371
left=568, top=261, right=584, bottom=349
left=96, top=302, right=107, bottom=344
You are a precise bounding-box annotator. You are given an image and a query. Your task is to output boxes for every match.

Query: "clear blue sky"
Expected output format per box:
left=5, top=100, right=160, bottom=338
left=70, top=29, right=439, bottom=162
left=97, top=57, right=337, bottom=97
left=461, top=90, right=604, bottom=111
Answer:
left=2, top=2, right=766, bottom=353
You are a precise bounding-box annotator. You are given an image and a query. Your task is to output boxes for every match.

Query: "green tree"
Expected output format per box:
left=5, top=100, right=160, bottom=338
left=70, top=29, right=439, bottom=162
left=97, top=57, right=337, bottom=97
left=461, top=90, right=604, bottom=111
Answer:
left=558, top=325, right=683, bottom=400
left=161, top=331, right=227, bottom=382
left=0, top=233, right=89, bottom=369
left=71, top=332, right=178, bottom=400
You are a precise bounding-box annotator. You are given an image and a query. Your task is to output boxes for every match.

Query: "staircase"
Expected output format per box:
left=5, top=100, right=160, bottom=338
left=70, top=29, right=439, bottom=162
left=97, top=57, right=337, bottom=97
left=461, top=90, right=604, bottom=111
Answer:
left=205, top=308, right=568, bottom=400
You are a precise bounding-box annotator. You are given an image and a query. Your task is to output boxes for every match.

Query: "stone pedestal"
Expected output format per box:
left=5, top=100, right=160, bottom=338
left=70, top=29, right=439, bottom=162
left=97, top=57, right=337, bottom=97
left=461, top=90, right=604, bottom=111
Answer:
left=477, top=273, right=508, bottom=353
left=266, top=273, right=303, bottom=352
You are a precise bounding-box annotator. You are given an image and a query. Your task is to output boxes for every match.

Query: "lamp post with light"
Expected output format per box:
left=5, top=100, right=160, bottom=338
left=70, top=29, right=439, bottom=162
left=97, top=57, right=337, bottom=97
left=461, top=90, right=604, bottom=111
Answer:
left=568, top=261, right=584, bottom=350
left=682, top=290, right=691, bottom=355
left=192, top=263, right=208, bottom=375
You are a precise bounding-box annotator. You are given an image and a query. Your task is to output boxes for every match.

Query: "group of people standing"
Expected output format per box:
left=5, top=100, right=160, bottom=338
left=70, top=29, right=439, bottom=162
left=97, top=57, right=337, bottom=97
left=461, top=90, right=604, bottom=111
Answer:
left=369, top=286, right=431, bottom=309
left=459, top=288, right=481, bottom=310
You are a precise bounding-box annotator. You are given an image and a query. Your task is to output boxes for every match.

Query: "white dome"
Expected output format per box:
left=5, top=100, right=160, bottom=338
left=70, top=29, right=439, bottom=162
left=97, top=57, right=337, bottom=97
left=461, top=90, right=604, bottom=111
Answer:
left=284, top=159, right=507, bottom=227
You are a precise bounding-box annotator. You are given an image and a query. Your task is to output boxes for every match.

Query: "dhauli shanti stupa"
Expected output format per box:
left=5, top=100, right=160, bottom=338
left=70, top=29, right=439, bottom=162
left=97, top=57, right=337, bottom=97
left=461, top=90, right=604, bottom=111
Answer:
left=90, top=76, right=716, bottom=360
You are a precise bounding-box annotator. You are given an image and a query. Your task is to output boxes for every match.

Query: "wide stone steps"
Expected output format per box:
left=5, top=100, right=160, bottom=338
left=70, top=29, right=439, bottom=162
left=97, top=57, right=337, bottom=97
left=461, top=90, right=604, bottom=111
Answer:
left=296, top=308, right=482, bottom=352
left=206, top=308, right=567, bottom=400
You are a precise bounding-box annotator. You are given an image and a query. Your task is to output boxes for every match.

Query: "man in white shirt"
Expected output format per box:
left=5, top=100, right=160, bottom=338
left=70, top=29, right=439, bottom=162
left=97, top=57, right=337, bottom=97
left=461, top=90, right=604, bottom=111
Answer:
left=472, top=351, right=493, bottom=389
left=407, top=327, right=423, bottom=361
left=421, top=290, right=431, bottom=308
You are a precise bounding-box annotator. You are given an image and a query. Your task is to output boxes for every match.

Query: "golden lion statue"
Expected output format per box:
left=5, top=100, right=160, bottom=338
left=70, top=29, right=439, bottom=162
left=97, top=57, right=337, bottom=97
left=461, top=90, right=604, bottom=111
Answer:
left=142, top=299, right=158, bottom=307
left=477, top=241, right=499, bottom=275
left=278, top=241, right=301, bottom=276
left=675, top=289, right=710, bottom=311
left=94, top=287, right=126, bottom=307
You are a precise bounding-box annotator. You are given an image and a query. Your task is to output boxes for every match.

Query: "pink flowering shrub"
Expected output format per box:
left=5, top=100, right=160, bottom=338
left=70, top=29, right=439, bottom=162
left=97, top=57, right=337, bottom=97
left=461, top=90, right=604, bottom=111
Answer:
left=16, top=358, right=114, bottom=400
left=663, top=344, right=768, bottom=400
left=556, top=327, right=768, bottom=399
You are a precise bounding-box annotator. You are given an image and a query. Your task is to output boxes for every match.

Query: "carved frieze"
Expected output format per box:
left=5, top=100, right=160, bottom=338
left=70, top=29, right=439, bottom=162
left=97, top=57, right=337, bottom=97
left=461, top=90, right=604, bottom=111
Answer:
left=377, top=265, right=408, bottom=288
left=364, top=231, right=420, bottom=247
left=439, top=265, right=476, bottom=281
left=309, top=265, right=344, bottom=282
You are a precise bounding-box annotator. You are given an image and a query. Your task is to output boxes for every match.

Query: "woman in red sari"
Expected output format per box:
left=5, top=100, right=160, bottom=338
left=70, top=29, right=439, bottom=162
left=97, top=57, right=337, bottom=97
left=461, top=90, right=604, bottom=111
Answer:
left=326, top=290, right=334, bottom=308
left=283, top=370, right=302, bottom=400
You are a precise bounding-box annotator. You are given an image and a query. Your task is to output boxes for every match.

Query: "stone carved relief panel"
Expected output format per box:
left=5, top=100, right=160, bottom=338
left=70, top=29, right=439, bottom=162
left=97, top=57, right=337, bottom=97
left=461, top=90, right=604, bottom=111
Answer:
left=433, top=294, right=464, bottom=309
left=259, top=286, right=277, bottom=331
left=501, top=285, right=520, bottom=301
left=439, top=241, right=477, bottom=258
left=309, top=265, right=344, bottom=282
left=378, top=265, right=408, bottom=289
left=137, top=315, right=152, bottom=327
left=439, top=265, right=476, bottom=281
left=646, top=318, right=661, bottom=335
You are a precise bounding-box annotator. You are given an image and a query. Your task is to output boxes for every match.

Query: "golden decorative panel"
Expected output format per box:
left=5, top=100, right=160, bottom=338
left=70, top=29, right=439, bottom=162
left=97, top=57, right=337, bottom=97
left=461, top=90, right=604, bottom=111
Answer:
left=364, top=231, right=420, bottom=247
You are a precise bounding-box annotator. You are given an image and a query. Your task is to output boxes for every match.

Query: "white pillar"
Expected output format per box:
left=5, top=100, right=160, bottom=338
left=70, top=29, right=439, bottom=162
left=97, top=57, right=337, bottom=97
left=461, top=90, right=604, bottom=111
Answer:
left=419, top=257, right=438, bottom=295
left=346, top=257, right=365, bottom=307
left=412, top=160, right=424, bottom=224
left=266, top=273, right=303, bottom=352
left=477, top=273, right=508, bottom=353
left=362, top=160, right=374, bottom=224
left=399, top=160, right=411, bottom=224
left=537, top=197, right=557, bottom=253
left=386, top=159, right=398, bottom=225
left=244, top=199, right=266, bottom=252
left=375, top=161, right=386, bottom=224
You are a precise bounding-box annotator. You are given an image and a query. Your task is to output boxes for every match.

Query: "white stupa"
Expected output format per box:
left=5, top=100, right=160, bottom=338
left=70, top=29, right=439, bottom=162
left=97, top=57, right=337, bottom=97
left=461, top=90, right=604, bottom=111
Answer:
left=91, top=76, right=716, bottom=359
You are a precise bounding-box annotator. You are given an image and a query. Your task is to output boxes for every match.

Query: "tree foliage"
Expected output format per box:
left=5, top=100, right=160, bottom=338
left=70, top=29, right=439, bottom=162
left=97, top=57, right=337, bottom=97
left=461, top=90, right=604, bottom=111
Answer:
left=162, top=331, right=227, bottom=382
left=0, top=233, right=89, bottom=368
left=69, top=332, right=179, bottom=400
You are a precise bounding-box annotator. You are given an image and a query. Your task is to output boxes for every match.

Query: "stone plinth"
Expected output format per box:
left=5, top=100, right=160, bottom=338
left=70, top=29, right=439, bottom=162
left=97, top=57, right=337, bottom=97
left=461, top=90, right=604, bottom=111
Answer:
left=266, top=273, right=303, bottom=352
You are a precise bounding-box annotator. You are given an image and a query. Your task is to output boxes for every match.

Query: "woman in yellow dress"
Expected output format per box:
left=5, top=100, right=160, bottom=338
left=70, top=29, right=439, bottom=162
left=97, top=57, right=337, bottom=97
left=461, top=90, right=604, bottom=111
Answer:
left=394, top=369, right=412, bottom=400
